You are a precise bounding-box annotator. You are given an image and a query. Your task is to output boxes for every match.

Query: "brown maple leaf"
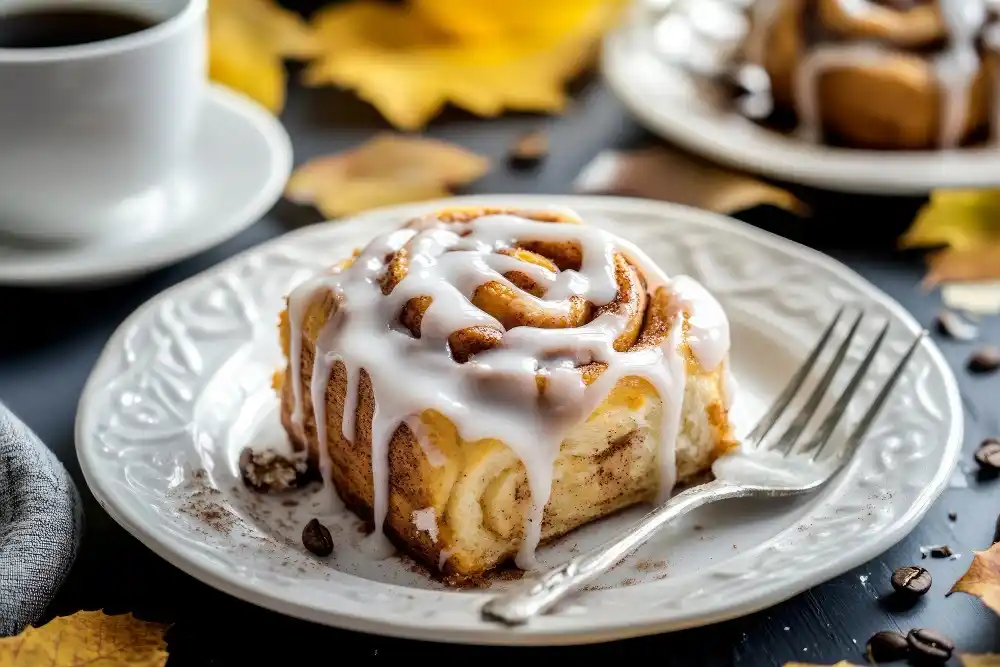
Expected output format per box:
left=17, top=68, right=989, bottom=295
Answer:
left=285, top=134, right=489, bottom=218
left=573, top=146, right=807, bottom=216
left=950, top=541, right=1000, bottom=615
left=0, top=611, right=168, bottom=666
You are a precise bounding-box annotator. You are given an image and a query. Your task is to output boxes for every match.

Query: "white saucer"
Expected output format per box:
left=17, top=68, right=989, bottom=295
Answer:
left=601, top=9, right=1000, bottom=195
left=0, top=84, right=292, bottom=287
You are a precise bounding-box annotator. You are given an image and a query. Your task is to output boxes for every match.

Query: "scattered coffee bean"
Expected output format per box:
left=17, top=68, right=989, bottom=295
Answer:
left=906, top=628, right=954, bottom=664
left=948, top=512, right=957, bottom=522
left=302, top=518, right=334, bottom=557
left=507, top=131, right=548, bottom=170
left=239, top=447, right=319, bottom=493
left=968, top=346, right=1000, bottom=374
left=929, top=545, right=953, bottom=559
left=993, top=513, right=1000, bottom=545
left=891, top=565, right=932, bottom=597
left=934, top=310, right=979, bottom=341
left=975, top=438, right=1000, bottom=471
left=866, top=630, right=909, bottom=663
left=239, top=447, right=318, bottom=493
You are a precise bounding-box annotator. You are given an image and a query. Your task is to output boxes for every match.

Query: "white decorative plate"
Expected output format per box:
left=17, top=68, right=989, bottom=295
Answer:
left=76, top=196, right=962, bottom=645
left=600, top=3, right=1000, bottom=194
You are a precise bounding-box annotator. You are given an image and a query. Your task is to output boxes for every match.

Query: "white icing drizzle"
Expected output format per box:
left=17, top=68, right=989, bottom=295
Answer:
left=934, top=0, right=987, bottom=148
left=285, top=210, right=730, bottom=570
left=746, top=0, right=992, bottom=148
left=412, top=508, right=439, bottom=543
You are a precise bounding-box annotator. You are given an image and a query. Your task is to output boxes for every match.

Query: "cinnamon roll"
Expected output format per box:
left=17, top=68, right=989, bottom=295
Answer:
left=743, top=0, right=1000, bottom=149
left=275, top=207, right=737, bottom=579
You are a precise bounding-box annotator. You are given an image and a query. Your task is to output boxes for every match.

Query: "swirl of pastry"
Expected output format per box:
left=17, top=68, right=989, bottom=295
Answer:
left=276, top=207, right=736, bottom=579
left=748, top=0, right=996, bottom=149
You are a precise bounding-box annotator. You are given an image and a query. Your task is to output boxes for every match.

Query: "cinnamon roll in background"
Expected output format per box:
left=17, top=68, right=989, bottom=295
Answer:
left=275, top=207, right=737, bottom=580
left=744, top=0, right=1000, bottom=149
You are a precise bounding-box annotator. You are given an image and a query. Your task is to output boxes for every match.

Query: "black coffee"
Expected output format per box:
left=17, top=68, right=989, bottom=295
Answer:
left=0, top=7, right=154, bottom=49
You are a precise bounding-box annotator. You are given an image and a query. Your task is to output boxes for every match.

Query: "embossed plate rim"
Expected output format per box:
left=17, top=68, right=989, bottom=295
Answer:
left=76, top=195, right=963, bottom=645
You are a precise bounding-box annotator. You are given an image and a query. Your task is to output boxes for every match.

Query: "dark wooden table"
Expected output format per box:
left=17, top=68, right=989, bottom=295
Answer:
left=1, top=75, right=998, bottom=664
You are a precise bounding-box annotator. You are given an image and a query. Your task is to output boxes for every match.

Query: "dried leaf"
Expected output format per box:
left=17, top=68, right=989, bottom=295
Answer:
left=949, top=541, right=1000, bottom=615
left=412, top=0, right=604, bottom=43
left=574, top=147, right=807, bottom=216
left=963, top=655, right=1000, bottom=667
left=303, top=0, right=623, bottom=130
left=902, top=190, right=1000, bottom=286
left=285, top=134, right=490, bottom=218
left=925, top=247, right=1000, bottom=286
left=902, top=191, right=1000, bottom=251
left=0, top=611, right=168, bottom=666
left=208, top=0, right=318, bottom=113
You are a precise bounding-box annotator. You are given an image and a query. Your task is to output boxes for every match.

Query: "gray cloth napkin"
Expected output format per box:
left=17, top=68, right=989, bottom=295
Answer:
left=0, top=402, right=83, bottom=636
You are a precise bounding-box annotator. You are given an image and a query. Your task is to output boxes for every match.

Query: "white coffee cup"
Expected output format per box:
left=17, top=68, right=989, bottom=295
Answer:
left=0, top=0, right=206, bottom=243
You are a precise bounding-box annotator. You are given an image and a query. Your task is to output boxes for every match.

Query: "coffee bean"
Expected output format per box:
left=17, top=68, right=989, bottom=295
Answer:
left=866, top=630, right=909, bottom=663
left=906, top=628, right=954, bottom=664
left=891, top=565, right=932, bottom=597
left=239, top=447, right=315, bottom=493
left=929, top=545, right=953, bottom=559
left=302, top=518, right=334, bottom=557
left=993, top=513, right=1000, bottom=545
left=975, top=438, right=1000, bottom=471
left=507, top=131, right=548, bottom=170
left=968, top=346, right=1000, bottom=374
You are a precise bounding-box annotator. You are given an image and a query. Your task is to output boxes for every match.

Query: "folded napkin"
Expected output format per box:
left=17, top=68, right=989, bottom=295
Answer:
left=0, top=402, right=83, bottom=636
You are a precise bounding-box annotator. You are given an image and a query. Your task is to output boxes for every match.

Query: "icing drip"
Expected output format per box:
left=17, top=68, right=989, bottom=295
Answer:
left=285, top=210, right=730, bottom=569
left=744, top=0, right=992, bottom=147
left=934, top=0, right=986, bottom=148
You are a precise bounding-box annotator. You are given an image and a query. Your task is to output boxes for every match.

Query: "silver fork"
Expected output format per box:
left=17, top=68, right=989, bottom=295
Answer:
left=482, top=307, right=926, bottom=626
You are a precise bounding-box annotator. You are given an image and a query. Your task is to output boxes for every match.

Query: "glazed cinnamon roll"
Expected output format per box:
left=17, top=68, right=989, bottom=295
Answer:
left=275, top=207, right=737, bottom=579
left=744, top=0, right=1000, bottom=149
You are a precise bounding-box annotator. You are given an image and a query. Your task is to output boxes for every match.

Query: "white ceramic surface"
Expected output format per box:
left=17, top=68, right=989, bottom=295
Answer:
left=600, top=5, right=1000, bottom=194
left=76, top=196, right=962, bottom=645
left=0, top=84, right=292, bottom=286
left=0, top=0, right=205, bottom=241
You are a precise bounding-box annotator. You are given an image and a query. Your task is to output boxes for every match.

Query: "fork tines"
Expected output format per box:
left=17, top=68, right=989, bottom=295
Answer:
left=746, top=307, right=926, bottom=461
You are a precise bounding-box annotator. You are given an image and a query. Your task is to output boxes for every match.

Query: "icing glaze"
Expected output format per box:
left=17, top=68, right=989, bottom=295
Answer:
left=285, top=210, right=731, bottom=569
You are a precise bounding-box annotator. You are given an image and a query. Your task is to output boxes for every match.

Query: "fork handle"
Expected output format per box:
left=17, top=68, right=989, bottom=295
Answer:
left=481, top=480, right=745, bottom=626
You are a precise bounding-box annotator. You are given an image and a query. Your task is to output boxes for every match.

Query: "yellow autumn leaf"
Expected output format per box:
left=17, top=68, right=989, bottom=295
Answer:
left=208, top=0, right=318, bottom=114
left=412, top=0, right=606, bottom=43
left=950, top=540, right=1000, bottom=615
left=0, top=611, right=168, bottom=667
left=901, top=190, right=1000, bottom=251
left=284, top=134, right=490, bottom=218
left=303, top=0, right=623, bottom=130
